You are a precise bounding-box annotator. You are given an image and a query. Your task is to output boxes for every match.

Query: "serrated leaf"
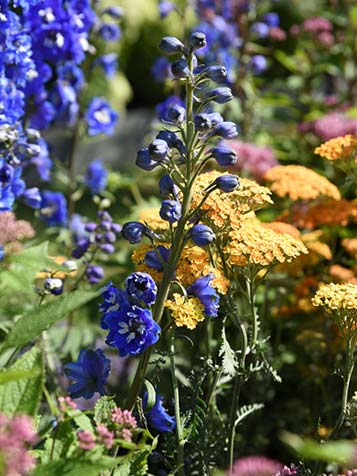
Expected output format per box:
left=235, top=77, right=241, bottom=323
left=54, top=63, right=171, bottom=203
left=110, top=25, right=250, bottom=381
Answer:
left=3, top=290, right=99, bottom=349
left=0, top=368, right=40, bottom=385
left=219, top=326, right=238, bottom=377
left=235, top=403, right=265, bottom=426
left=67, top=408, right=93, bottom=432
left=33, top=457, right=116, bottom=476
left=114, top=450, right=151, bottom=476
left=0, top=346, right=43, bottom=416
left=94, top=396, right=116, bottom=424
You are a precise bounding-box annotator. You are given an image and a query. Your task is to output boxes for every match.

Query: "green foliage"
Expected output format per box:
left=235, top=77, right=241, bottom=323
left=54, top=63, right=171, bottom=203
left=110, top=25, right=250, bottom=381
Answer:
left=281, top=432, right=355, bottom=464
left=114, top=449, right=152, bottom=476
left=219, top=326, right=239, bottom=378
left=0, top=367, right=40, bottom=385
left=94, top=396, right=117, bottom=424
left=33, top=457, right=116, bottom=476
left=0, top=346, right=43, bottom=416
left=2, top=289, right=100, bottom=349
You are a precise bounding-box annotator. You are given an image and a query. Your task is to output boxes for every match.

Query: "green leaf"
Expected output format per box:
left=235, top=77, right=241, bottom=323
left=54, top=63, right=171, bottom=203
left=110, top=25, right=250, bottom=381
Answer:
left=33, top=457, right=116, bottom=476
left=67, top=408, right=94, bottom=432
left=114, top=450, right=151, bottom=476
left=219, top=326, right=238, bottom=377
left=0, top=346, right=43, bottom=416
left=143, top=380, right=156, bottom=411
left=274, top=51, right=299, bottom=73
left=0, top=368, right=40, bottom=385
left=94, top=396, right=117, bottom=425
left=281, top=431, right=355, bottom=464
left=3, top=290, right=99, bottom=349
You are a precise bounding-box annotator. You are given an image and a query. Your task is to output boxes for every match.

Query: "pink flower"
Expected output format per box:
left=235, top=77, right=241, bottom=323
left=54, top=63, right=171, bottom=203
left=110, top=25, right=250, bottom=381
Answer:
left=313, top=112, right=357, bottom=141
left=121, top=428, right=133, bottom=442
left=316, top=31, right=334, bottom=46
left=77, top=430, right=96, bottom=451
left=303, top=16, right=332, bottom=33
left=230, top=456, right=283, bottom=476
left=111, top=408, right=137, bottom=428
left=96, top=424, right=114, bottom=449
left=58, top=396, right=77, bottom=412
left=0, top=413, right=37, bottom=476
left=269, top=27, right=287, bottom=41
left=228, top=140, right=278, bottom=181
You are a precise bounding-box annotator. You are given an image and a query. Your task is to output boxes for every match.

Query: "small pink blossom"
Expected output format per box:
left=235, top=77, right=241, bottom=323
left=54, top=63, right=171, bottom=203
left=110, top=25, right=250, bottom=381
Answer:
left=58, top=396, right=77, bottom=412
left=96, top=424, right=114, bottom=449
left=0, top=413, right=37, bottom=476
left=77, top=430, right=96, bottom=451
left=111, top=408, right=137, bottom=428
left=229, top=140, right=278, bottom=181
left=269, top=27, right=286, bottom=41
left=121, top=428, right=133, bottom=442
left=230, top=456, right=282, bottom=476
left=303, top=16, right=332, bottom=33
left=313, top=112, right=357, bottom=141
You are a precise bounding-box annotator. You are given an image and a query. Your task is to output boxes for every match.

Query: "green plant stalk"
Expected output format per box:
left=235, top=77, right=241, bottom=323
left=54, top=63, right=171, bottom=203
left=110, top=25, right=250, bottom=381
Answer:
left=246, top=276, right=258, bottom=347
left=313, top=332, right=355, bottom=476
left=170, top=330, right=185, bottom=476
left=125, top=59, right=196, bottom=410
left=228, top=376, right=241, bottom=475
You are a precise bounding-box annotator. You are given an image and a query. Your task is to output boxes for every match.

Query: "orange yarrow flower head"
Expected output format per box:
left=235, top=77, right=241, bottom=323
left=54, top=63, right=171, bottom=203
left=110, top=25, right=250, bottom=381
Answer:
left=224, top=217, right=308, bottom=272
left=342, top=238, right=357, bottom=259
left=312, top=283, right=357, bottom=340
left=315, top=134, right=357, bottom=162
left=264, top=165, right=341, bottom=201
left=191, top=171, right=273, bottom=230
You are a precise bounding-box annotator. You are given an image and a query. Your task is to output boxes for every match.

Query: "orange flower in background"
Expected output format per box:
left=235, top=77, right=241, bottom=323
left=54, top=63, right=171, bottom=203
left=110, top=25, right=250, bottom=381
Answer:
left=315, top=134, right=357, bottom=162
left=191, top=171, right=273, bottom=229
left=262, top=221, right=301, bottom=238
left=138, top=207, right=170, bottom=232
left=342, top=238, right=357, bottom=259
left=329, top=264, right=357, bottom=284
left=36, top=256, right=77, bottom=279
left=280, top=199, right=357, bottom=229
left=264, top=165, right=341, bottom=201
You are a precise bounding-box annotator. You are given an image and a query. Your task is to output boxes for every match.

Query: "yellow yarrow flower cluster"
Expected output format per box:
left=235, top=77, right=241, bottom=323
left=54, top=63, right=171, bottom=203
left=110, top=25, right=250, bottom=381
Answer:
left=224, top=218, right=308, bottom=268
left=191, top=171, right=273, bottom=229
left=165, top=293, right=205, bottom=329
left=312, top=283, right=357, bottom=312
left=264, top=165, right=341, bottom=201
left=131, top=244, right=229, bottom=293
left=314, top=134, right=357, bottom=162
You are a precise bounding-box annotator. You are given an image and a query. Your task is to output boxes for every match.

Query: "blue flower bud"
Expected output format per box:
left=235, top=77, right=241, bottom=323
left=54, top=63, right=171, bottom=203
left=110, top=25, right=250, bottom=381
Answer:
left=145, top=245, right=170, bottom=271
left=213, top=121, right=238, bottom=139
left=166, top=104, right=186, bottom=124
left=212, top=175, right=240, bottom=193
left=85, top=222, right=97, bottom=232
left=85, top=264, right=104, bottom=284
left=189, top=224, right=215, bottom=247
left=71, top=238, right=90, bottom=259
left=263, top=12, right=279, bottom=27
left=159, top=36, right=185, bottom=55
left=204, top=65, right=227, bottom=82
left=159, top=200, right=182, bottom=223
left=250, top=55, right=267, bottom=74
left=122, top=222, right=148, bottom=244
left=159, top=1, right=176, bottom=18
left=0, top=165, right=13, bottom=184
left=149, top=139, right=170, bottom=160
left=100, top=243, right=115, bottom=254
left=252, top=22, right=270, bottom=38
left=210, top=144, right=237, bottom=166
left=22, top=187, right=42, bottom=209
left=137, top=148, right=160, bottom=171
left=104, top=231, right=116, bottom=243
left=208, top=112, right=224, bottom=125
left=194, top=113, right=212, bottom=132
left=190, top=31, right=207, bottom=50
left=156, top=130, right=178, bottom=148
left=171, top=58, right=190, bottom=78
left=205, top=87, right=233, bottom=104
left=111, top=223, right=122, bottom=234
left=103, top=6, right=124, bottom=19
left=44, top=278, right=64, bottom=295
left=159, top=175, right=178, bottom=198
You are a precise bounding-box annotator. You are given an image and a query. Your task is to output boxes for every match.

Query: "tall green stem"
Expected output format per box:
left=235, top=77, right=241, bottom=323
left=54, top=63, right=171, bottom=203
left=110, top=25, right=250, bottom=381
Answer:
left=246, top=276, right=258, bottom=347
left=313, top=335, right=355, bottom=476
left=125, top=58, right=196, bottom=410
left=228, top=376, right=241, bottom=475
left=170, top=330, right=185, bottom=476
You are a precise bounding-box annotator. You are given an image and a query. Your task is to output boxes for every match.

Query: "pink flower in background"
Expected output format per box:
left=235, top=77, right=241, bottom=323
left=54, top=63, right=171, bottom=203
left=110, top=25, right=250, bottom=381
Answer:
left=229, top=140, right=278, bottom=181
left=303, top=16, right=332, bottom=33
left=269, top=27, right=287, bottom=41
left=316, top=31, right=334, bottom=46
left=0, top=414, right=37, bottom=476
left=96, top=424, right=114, bottom=449
left=313, top=112, right=357, bottom=141
left=230, top=455, right=283, bottom=476
left=77, top=430, right=96, bottom=451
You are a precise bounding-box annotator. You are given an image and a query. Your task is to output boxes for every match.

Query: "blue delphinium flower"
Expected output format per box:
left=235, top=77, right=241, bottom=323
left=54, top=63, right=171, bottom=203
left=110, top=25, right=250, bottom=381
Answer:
left=159, top=1, right=176, bottom=19
left=102, top=305, right=161, bottom=357
left=159, top=200, right=182, bottom=223
left=22, top=187, right=42, bottom=208
left=210, top=144, right=237, bottom=166
left=156, top=95, right=185, bottom=122
left=125, top=272, right=157, bottom=306
left=64, top=349, right=111, bottom=399
left=145, top=245, right=170, bottom=271
left=39, top=190, right=68, bottom=227
left=85, top=97, right=118, bottom=136
left=151, top=56, right=173, bottom=82
left=96, top=53, right=118, bottom=77
left=0, top=245, right=5, bottom=261
left=100, top=282, right=127, bottom=315
left=144, top=393, right=176, bottom=432
left=188, top=224, right=215, bottom=247
left=187, top=273, right=220, bottom=317
left=85, top=159, right=108, bottom=194
left=99, top=23, right=121, bottom=42
left=250, top=55, right=268, bottom=74
left=122, top=222, right=150, bottom=244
